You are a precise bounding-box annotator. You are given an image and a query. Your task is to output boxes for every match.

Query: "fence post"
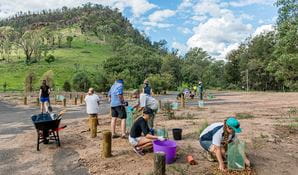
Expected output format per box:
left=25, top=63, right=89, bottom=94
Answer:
left=74, top=97, right=77, bottom=105
left=90, top=117, right=98, bottom=138
left=181, top=95, right=185, bottom=108
left=102, top=130, right=112, bottom=158
left=63, top=98, right=66, bottom=107
left=24, top=97, right=27, bottom=105
left=80, top=94, right=83, bottom=104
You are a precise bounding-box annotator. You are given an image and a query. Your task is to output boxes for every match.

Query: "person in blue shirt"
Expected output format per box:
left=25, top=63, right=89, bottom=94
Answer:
left=143, top=79, right=152, bottom=95
left=108, top=79, right=127, bottom=138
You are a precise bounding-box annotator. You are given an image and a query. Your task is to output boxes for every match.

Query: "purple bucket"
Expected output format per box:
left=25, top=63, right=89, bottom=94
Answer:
left=153, top=140, right=177, bottom=164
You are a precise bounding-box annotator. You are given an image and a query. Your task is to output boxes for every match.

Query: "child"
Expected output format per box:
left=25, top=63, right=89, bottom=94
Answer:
left=199, top=117, right=250, bottom=171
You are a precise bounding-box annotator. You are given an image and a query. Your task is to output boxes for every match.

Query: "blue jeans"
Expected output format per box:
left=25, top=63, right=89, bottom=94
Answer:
left=199, top=139, right=212, bottom=151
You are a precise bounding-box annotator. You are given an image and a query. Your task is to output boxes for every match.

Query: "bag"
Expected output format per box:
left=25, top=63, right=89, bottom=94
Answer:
left=147, top=96, right=158, bottom=110
left=227, top=140, right=245, bottom=170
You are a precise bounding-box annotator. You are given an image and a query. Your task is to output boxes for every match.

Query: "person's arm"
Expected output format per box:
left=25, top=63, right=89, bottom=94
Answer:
left=97, top=95, right=100, bottom=106
left=145, top=133, right=158, bottom=139
left=39, top=89, right=42, bottom=98
left=212, top=131, right=226, bottom=171
left=48, top=87, right=51, bottom=95
left=214, top=145, right=225, bottom=171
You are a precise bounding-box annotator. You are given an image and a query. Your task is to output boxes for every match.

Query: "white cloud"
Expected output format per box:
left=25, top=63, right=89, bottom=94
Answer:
left=0, top=0, right=157, bottom=19
left=191, top=15, right=207, bottom=22
left=143, top=9, right=176, bottom=29
left=187, top=0, right=254, bottom=59
left=178, top=0, right=194, bottom=10
left=143, top=21, right=173, bottom=28
left=229, top=0, right=275, bottom=7
left=172, top=41, right=188, bottom=55
left=178, top=27, right=192, bottom=35
left=252, top=24, right=274, bottom=37
left=148, top=9, right=176, bottom=23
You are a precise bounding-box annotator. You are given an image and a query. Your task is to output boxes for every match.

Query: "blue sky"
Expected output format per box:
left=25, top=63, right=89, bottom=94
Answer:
left=0, top=0, right=278, bottom=59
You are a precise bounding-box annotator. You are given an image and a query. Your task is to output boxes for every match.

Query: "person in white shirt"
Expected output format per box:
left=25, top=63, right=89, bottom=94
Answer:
left=132, top=89, right=158, bottom=129
left=85, top=88, right=100, bottom=130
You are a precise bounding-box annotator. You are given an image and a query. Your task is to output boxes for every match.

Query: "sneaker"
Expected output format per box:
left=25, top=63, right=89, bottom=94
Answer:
left=133, top=147, right=145, bottom=156
left=205, top=151, right=215, bottom=162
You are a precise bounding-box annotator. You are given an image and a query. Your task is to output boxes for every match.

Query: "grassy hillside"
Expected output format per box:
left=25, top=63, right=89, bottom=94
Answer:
left=0, top=29, right=114, bottom=91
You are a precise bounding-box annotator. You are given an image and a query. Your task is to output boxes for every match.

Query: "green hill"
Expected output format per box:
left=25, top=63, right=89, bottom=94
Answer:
left=0, top=4, right=165, bottom=92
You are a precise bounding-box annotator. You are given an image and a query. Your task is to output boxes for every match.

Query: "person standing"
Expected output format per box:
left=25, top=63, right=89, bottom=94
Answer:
left=85, top=88, right=100, bottom=130
left=39, top=80, right=51, bottom=113
left=143, top=79, right=152, bottom=95
left=132, top=89, right=158, bottom=129
left=198, top=81, right=204, bottom=100
left=108, top=79, right=126, bottom=138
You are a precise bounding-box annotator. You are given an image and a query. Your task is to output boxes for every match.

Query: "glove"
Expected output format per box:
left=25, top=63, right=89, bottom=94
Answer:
left=157, top=136, right=165, bottom=141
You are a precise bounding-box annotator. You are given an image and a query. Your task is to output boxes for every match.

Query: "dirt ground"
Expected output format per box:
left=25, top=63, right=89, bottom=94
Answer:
left=1, top=91, right=298, bottom=175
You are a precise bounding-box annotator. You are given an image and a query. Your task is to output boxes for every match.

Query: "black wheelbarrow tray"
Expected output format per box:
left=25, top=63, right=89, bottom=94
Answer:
left=31, top=113, right=66, bottom=151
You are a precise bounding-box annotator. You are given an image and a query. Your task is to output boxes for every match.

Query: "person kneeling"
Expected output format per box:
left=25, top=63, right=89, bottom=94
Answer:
left=129, top=107, right=164, bottom=156
left=199, top=117, right=250, bottom=172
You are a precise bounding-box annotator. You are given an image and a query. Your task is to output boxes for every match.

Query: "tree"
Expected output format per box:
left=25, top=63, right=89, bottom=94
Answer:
left=161, top=54, right=182, bottom=88
left=24, top=72, right=36, bottom=92
left=72, top=72, right=91, bottom=92
left=20, top=30, right=42, bottom=63
left=94, top=71, right=110, bottom=92
left=0, top=26, right=16, bottom=62
left=182, top=47, right=211, bottom=86
left=66, top=36, right=73, bottom=48
left=147, top=73, right=174, bottom=94
left=63, top=80, right=71, bottom=92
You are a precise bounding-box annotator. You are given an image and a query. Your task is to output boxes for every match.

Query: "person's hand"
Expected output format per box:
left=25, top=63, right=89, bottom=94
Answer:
left=157, top=136, right=165, bottom=141
left=219, top=163, right=226, bottom=172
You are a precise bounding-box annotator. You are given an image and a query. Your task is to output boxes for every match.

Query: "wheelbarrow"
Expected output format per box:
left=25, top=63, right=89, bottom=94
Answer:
left=31, top=110, right=66, bottom=151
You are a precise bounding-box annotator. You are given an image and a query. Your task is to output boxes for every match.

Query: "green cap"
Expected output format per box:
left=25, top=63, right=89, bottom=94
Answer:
left=226, top=117, right=242, bottom=133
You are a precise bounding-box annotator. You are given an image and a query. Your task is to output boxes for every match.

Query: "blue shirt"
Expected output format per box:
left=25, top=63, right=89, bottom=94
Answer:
left=108, top=82, right=124, bottom=107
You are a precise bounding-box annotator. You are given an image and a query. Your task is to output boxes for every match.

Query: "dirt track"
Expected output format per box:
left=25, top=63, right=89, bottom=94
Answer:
left=1, top=91, right=298, bottom=175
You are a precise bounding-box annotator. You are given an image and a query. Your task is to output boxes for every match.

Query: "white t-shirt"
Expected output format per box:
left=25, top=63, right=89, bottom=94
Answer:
left=85, top=94, right=100, bottom=114
left=200, top=122, right=236, bottom=146
left=139, top=93, right=158, bottom=110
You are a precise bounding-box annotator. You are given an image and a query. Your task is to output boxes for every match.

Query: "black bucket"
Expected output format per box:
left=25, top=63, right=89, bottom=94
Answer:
left=172, top=128, right=182, bottom=140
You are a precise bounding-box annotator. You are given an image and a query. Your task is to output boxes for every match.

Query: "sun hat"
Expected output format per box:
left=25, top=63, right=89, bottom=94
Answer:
left=226, top=117, right=242, bottom=133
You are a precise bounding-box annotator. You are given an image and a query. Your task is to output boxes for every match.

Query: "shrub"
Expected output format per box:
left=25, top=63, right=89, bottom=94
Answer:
left=24, top=72, right=36, bottom=92
left=41, top=70, right=55, bottom=89
left=45, top=54, right=55, bottom=64
left=72, top=71, right=91, bottom=92
left=63, top=80, right=71, bottom=92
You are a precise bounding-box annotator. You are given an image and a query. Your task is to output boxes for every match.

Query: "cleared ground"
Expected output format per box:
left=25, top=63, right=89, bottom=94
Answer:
left=0, top=91, right=298, bottom=175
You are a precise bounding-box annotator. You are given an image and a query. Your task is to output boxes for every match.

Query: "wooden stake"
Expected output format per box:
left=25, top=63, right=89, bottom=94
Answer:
left=80, top=94, right=83, bottom=104
left=24, top=97, right=27, bottom=105
left=159, top=100, right=162, bottom=110
left=102, top=130, right=112, bottom=158
left=181, top=95, right=185, bottom=108
left=69, top=93, right=72, bottom=99
left=90, top=117, right=98, bottom=138
left=37, top=98, right=40, bottom=106
left=74, top=97, right=78, bottom=105
left=63, top=98, right=66, bottom=107
left=154, top=152, right=166, bottom=175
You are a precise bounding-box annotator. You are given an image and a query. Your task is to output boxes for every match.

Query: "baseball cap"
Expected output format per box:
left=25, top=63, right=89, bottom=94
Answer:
left=226, top=117, right=242, bottom=133
left=143, top=107, right=153, bottom=115
left=117, top=79, right=124, bottom=84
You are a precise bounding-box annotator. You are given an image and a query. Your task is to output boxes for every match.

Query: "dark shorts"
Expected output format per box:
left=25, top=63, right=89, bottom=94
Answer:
left=111, top=106, right=127, bottom=119
left=40, top=97, right=49, bottom=103
left=199, top=139, right=212, bottom=151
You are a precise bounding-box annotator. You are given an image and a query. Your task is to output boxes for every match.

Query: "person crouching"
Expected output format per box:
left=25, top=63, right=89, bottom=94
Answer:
left=129, top=107, right=165, bottom=156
